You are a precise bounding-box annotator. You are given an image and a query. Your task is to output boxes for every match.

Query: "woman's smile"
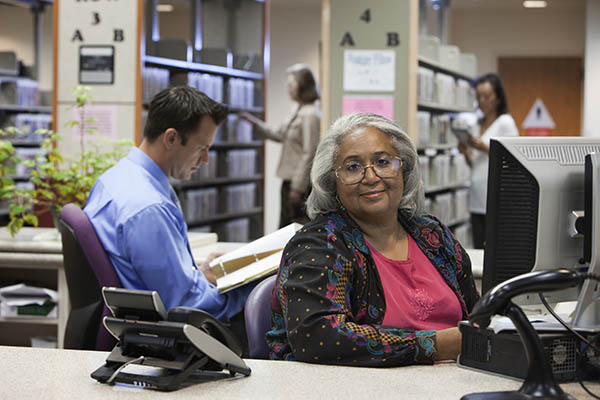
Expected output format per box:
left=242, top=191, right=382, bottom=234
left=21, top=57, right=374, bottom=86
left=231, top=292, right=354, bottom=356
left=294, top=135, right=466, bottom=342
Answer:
left=361, top=189, right=385, bottom=200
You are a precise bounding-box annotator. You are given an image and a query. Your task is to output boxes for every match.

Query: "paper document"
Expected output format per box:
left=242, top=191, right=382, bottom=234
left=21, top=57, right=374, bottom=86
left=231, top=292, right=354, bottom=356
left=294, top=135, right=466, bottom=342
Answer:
left=0, top=283, right=58, bottom=318
left=209, top=223, right=302, bottom=293
left=187, top=232, right=218, bottom=249
left=488, top=314, right=569, bottom=334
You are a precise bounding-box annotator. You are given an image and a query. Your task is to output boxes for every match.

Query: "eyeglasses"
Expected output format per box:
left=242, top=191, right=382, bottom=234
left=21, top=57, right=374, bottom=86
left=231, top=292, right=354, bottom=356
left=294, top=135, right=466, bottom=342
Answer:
left=335, top=156, right=403, bottom=185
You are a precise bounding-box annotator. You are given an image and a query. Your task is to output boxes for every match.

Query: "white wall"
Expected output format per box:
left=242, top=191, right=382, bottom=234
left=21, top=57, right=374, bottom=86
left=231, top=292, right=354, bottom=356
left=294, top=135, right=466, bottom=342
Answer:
left=583, top=0, right=600, bottom=138
left=0, top=4, right=53, bottom=91
left=264, top=1, right=321, bottom=233
left=449, top=7, right=585, bottom=75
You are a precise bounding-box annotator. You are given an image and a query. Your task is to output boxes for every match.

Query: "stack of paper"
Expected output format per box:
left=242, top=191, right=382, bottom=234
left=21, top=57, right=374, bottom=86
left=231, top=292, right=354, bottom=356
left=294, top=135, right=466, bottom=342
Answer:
left=187, top=231, right=218, bottom=249
left=209, top=223, right=302, bottom=293
left=0, top=283, right=58, bottom=318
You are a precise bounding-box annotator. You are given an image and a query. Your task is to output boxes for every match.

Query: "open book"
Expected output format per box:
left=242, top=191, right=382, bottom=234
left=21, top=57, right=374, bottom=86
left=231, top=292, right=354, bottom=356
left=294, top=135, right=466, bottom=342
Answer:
left=209, top=223, right=303, bottom=293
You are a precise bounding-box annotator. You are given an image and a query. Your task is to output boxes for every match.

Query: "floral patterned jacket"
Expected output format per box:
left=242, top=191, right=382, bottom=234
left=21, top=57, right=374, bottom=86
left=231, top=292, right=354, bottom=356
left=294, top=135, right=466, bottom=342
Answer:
left=266, top=209, right=480, bottom=367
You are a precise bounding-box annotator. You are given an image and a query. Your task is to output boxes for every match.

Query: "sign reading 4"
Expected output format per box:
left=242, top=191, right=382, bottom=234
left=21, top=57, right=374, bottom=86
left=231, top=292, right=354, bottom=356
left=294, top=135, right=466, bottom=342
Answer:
left=339, top=9, right=400, bottom=47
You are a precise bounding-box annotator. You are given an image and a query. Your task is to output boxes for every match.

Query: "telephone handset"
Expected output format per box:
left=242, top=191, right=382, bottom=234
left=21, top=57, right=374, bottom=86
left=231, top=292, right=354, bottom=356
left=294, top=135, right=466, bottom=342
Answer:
left=92, top=287, right=250, bottom=391
left=462, top=269, right=585, bottom=400
left=167, top=306, right=243, bottom=357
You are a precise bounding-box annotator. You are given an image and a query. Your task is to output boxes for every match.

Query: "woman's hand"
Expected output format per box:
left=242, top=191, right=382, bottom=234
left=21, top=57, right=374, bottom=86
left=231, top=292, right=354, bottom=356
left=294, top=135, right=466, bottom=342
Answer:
left=435, top=327, right=462, bottom=361
left=468, top=137, right=490, bottom=153
left=238, top=111, right=263, bottom=126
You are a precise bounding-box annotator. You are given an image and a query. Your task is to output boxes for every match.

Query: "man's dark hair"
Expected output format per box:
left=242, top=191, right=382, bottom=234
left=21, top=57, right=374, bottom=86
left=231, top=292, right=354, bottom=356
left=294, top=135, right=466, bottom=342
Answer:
left=144, top=86, right=229, bottom=145
left=474, top=73, right=509, bottom=116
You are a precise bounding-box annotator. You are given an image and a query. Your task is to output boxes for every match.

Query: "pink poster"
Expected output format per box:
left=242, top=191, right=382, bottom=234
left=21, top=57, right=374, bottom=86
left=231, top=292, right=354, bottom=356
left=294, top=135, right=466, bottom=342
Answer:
left=342, top=96, right=394, bottom=121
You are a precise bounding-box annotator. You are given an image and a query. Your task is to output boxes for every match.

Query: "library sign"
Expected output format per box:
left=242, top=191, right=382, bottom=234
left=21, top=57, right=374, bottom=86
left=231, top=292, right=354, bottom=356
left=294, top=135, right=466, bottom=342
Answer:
left=55, top=0, right=141, bottom=155
left=57, top=0, right=138, bottom=94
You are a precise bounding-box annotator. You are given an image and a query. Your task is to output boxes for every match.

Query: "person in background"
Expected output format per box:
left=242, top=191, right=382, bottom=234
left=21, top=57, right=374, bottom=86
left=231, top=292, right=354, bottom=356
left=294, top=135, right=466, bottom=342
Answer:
left=85, top=86, right=254, bottom=328
left=266, top=113, right=479, bottom=367
left=458, top=73, right=519, bottom=249
left=240, top=63, right=321, bottom=227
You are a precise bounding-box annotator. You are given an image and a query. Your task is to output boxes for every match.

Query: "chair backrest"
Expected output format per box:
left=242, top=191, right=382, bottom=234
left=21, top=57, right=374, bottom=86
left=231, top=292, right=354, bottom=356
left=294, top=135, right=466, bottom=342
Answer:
left=59, top=203, right=121, bottom=351
left=244, top=274, right=277, bottom=359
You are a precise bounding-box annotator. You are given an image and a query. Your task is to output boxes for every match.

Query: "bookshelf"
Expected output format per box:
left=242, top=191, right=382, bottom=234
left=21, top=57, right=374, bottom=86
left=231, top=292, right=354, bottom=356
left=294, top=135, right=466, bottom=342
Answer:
left=141, top=0, right=268, bottom=242
left=416, top=39, right=477, bottom=248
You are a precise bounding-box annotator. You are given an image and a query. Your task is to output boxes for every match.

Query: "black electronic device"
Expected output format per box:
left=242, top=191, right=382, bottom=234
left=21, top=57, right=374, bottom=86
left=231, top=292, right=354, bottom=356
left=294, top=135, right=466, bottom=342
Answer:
left=91, top=287, right=250, bottom=391
left=482, top=137, right=600, bottom=305
left=461, top=269, right=585, bottom=400
left=459, top=323, right=580, bottom=383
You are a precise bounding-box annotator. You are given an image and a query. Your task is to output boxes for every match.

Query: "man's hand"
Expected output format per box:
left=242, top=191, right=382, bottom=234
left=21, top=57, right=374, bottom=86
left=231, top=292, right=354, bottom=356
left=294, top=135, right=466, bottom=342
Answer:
left=199, top=252, right=224, bottom=286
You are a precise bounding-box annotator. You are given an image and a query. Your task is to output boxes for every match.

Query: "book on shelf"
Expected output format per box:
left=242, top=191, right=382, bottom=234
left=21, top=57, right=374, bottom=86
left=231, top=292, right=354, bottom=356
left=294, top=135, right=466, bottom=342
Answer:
left=209, top=222, right=303, bottom=293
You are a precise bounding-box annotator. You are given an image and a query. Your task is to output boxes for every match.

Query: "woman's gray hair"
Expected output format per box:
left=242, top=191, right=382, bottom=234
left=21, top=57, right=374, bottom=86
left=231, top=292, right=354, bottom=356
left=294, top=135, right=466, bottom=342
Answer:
left=306, top=113, right=424, bottom=219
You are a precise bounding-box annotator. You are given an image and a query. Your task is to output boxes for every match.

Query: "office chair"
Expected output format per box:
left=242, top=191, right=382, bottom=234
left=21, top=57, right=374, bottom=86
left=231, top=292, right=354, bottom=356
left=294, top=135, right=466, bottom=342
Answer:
left=244, top=274, right=276, bottom=359
left=59, top=203, right=121, bottom=351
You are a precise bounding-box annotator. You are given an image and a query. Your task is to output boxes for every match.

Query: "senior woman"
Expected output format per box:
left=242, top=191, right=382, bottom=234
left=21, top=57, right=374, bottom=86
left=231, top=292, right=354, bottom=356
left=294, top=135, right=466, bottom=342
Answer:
left=266, top=113, right=479, bottom=367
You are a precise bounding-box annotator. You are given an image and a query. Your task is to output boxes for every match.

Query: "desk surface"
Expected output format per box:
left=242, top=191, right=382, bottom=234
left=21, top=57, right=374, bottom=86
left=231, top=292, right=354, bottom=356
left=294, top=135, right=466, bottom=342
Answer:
left=1, top=346, right=598, bottom=400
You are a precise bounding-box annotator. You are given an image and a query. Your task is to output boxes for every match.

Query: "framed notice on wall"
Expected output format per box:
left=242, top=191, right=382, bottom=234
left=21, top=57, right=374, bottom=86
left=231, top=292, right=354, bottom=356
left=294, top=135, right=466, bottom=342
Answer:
left=79, top=45, right=115, bottom=84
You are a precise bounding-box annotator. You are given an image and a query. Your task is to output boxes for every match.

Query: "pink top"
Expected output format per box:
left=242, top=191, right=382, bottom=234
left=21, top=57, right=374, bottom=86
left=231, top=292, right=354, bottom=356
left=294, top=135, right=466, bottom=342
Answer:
left=366, top=235, right=462, bottom=330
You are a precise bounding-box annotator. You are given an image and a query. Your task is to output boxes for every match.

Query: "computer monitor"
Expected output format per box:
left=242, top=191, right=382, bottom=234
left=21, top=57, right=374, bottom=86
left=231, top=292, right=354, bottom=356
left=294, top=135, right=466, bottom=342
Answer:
left=482, top=136, right=600, bottom=305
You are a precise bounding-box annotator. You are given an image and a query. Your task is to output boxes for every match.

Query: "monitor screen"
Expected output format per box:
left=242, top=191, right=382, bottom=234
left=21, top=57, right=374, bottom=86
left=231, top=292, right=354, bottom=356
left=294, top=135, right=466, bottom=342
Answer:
left=482, top=137, right=600, bottom=304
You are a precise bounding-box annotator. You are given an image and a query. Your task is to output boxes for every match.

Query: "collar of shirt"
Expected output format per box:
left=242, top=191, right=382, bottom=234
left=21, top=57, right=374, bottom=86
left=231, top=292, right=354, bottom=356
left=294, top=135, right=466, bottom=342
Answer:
left=126, top=147, right=172, bottom=200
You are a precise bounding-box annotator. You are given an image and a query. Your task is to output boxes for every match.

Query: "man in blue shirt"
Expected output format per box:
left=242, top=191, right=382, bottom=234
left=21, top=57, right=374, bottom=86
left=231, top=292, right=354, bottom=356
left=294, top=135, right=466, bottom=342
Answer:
left=85, top=86, right=252, bottom=322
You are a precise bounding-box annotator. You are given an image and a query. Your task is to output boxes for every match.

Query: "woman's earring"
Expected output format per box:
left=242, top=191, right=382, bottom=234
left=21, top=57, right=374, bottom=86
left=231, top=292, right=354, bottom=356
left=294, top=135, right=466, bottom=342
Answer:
left=336, top=195, right=346, bottom=211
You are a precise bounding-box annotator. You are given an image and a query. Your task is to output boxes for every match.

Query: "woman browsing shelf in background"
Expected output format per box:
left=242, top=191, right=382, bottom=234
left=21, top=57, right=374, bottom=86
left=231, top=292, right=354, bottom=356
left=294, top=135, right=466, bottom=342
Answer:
left=266, top=113, right=479, bottom=367
left=239, top=64, right=321, bottom=227
left=458, top=73, right=519, bottom=249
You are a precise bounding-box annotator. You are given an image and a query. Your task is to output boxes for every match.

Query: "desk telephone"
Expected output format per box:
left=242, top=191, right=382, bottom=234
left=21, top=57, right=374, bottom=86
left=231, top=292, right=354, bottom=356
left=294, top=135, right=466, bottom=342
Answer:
left=91, top=287, right=251, bottom=391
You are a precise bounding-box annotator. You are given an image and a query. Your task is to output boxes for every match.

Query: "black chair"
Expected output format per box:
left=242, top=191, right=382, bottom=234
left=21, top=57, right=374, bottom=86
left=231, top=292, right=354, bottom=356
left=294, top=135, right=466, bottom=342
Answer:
left=59, top=204, right=122, bottom=350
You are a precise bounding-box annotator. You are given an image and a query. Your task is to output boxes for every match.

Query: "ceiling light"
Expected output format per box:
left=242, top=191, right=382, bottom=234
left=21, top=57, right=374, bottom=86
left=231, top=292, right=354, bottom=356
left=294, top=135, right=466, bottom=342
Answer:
left=157, top=4, right=174, bottom=12
left=523, top=1, right=547, bottom=8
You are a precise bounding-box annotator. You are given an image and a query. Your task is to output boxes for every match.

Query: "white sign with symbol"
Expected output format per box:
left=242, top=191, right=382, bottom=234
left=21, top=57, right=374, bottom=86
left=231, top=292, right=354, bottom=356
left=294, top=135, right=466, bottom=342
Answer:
left=522, top=98, right=555, bottom=129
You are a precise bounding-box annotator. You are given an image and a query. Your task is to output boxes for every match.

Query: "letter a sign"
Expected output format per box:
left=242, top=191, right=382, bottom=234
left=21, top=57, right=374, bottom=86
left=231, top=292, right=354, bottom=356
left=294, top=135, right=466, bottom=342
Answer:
left=521, top=98, right=555, bottom=136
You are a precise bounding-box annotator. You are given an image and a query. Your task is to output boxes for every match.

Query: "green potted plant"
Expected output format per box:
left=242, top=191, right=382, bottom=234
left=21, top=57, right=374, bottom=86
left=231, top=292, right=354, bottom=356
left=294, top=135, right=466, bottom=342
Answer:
left=0, top=86, right=133, bottom=236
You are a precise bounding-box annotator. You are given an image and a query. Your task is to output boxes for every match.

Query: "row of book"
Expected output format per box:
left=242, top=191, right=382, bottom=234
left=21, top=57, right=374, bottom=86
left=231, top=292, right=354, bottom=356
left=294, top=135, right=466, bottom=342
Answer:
left=416, top=111, right=460, bottom=149
left=417, top=67, right=474, bottom=109
left=142, top=68, right=257, bottom=110
left=142, top=67, right=170, bottom=103
left=187, top=72, right=224, bottom=103
left=2, top=113, right=51, bottom=144
left=453, top=223, right=473, bottom=249
left=12, top=147, right=45, bottom=178
left=188, top=217, right=251, bottom=243
left=0, top=78, right=40, bottom=107
left=419, top=152, right=470, bottom=190
left=423, top=187, right=470, bottom=228
left=226, top=150, right=257, bottom=177
left=225, top=183, right=257, bottom=213
left=182, top=148, right=259, bottom=183
left=222, top=218, right=250, bottom=243
left=181, top=183, right=257, bottom=223
left=214, top=114, right=253, bottom=143
left=228, top=78, right=255, bottom=109
left=189, top=151, right=218, bottom=181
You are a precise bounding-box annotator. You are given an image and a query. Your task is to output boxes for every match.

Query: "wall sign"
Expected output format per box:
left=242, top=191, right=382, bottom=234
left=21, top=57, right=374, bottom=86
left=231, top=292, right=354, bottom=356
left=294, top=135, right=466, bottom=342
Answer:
left=79, top=45, right=115, bottom=84
left=342, top=95, right=394, bottom=120
left=343, top=49, right=396, bottom=92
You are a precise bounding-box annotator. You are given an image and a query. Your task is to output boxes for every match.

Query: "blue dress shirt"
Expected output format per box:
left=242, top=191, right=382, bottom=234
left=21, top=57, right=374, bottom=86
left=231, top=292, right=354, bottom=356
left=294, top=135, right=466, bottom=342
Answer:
left=84, top=147, right=252, bottom=321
